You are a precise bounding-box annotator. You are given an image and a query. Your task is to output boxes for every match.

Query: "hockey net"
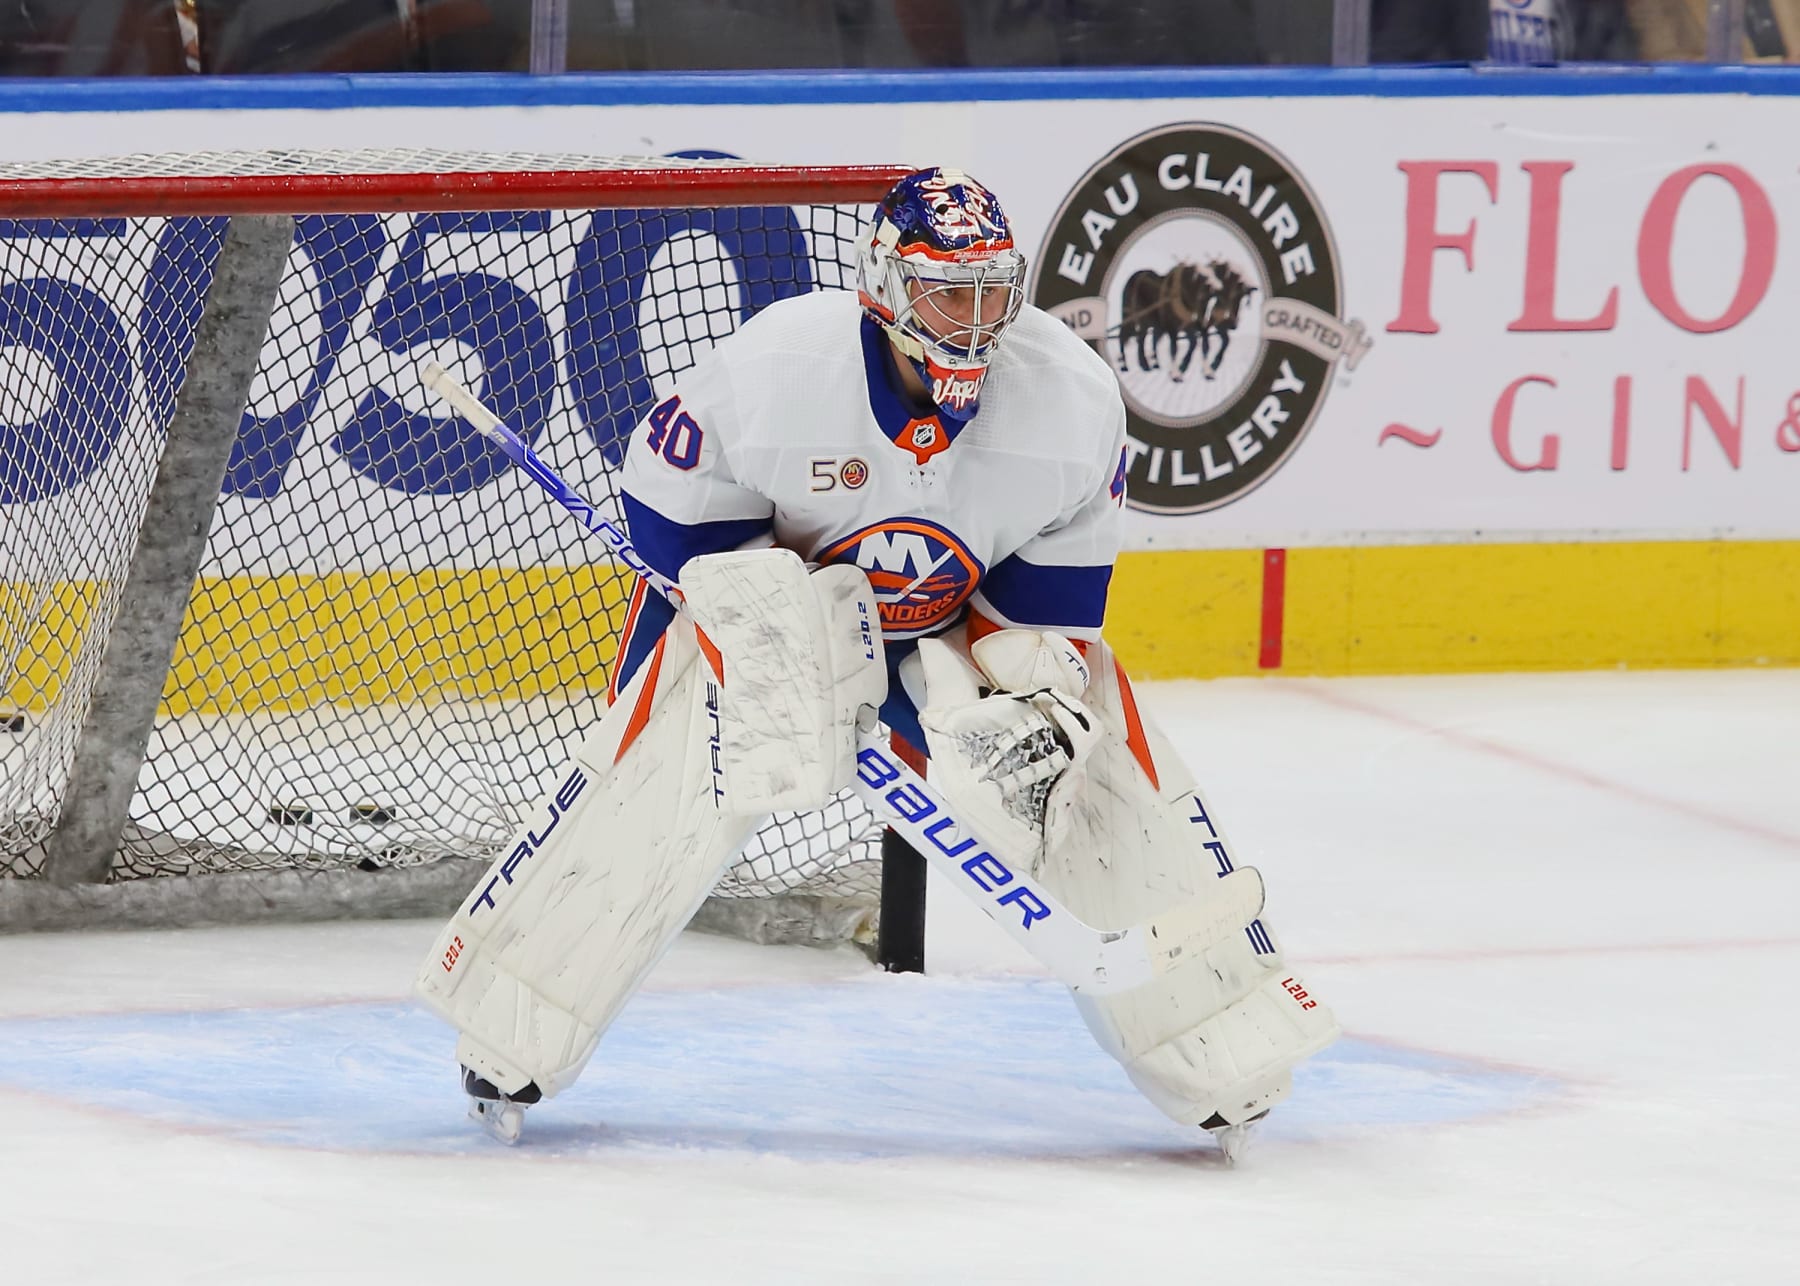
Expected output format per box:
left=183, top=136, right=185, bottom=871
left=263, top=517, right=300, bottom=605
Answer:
left=0, top=149, right=906, bottom=940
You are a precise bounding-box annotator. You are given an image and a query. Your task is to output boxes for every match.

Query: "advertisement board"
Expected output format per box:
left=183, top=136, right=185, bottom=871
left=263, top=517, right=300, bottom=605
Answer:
left=1, top=70, right=1795, bottom=674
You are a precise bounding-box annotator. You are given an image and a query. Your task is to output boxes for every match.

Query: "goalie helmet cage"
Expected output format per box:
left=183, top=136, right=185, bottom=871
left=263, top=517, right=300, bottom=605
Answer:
left=0, top=148, right=922, bottom=956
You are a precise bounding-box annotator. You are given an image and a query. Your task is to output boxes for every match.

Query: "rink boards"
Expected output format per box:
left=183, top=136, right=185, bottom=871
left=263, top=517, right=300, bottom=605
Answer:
left=1109, top=537, right=1800, bottom=677
left=2, top=67, right=1798, bottom=695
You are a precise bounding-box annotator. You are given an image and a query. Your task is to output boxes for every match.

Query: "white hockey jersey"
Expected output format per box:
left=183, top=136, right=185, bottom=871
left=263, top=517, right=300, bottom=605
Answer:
left=618, top=290, right=1127, bottom=657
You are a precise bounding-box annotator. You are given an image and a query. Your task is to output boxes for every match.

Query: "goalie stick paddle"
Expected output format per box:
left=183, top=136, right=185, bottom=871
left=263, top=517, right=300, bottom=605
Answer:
left=419, top=360, right=1262, bottom=995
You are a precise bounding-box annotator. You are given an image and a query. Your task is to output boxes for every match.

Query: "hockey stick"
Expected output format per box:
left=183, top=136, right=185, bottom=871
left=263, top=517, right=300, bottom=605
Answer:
left=420, top=361, right=1262, bottom=995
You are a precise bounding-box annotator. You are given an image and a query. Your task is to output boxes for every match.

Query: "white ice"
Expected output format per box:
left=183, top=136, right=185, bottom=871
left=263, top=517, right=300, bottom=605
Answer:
left=2, top=669, right=1797, bottom=1285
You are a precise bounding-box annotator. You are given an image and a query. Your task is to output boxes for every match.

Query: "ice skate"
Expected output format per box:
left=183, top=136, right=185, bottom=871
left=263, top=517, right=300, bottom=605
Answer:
left=462, top=1067, right=541, bottom=1145
left=1202, top=1109, right=1269, bottom=1165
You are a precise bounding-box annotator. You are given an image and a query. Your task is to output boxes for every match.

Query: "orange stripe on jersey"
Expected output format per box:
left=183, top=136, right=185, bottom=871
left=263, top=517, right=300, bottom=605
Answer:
left=608, top=577, right=650, bottom=707
left=966, top=609, right=1091, bottom=656
left=966, top=609, right=1002, bottom=645
left=695, top=626, right=724, bottom=684
left=614, top=634, right=668, bottom=766
left=1113, top=656, right=1159, bottom=792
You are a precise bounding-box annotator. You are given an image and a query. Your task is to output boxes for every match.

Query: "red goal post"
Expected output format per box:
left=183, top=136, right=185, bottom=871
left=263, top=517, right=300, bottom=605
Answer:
left=0, top=149, right=910, bottom=942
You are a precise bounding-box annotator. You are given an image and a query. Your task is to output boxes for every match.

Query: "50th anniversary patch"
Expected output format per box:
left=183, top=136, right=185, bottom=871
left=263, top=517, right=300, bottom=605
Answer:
left=1032, top=123, right=1370, bottom=514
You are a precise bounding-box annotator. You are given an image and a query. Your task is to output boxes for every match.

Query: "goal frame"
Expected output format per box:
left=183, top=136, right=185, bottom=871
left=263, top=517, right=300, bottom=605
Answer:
left=0, top=163, right=911, bottom=218
left=0, top=153, right=912, bottom=946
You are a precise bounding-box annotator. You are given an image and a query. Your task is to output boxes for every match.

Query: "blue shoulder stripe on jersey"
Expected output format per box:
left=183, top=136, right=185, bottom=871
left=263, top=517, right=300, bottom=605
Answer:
left=621, top=492, right=772, bottom=583
left=978, top=555, right=1112, bottom=631
left=860, top=317, right=966, bottom=452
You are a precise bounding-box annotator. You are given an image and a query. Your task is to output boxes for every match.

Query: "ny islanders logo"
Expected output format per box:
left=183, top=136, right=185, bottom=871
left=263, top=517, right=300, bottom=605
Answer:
left=820, top=518, right=983, bottom=636
left=1032, top=123, right=1371, bottom=514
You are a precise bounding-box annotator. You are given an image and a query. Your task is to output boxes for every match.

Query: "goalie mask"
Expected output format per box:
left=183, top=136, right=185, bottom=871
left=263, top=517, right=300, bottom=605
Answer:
left=858, top=168, right=1026, bottom=422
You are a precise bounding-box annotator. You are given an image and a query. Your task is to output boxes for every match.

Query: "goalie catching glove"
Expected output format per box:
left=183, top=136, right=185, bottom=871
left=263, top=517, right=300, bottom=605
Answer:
left=913, top=629, right=1101, bottom=868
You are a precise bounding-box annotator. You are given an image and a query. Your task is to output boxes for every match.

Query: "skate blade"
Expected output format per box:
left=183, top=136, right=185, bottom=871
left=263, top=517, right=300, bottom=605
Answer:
left=469, top=1097, right=525, bottom=1146
left=1210, top=1120, right=1254, bottom=1165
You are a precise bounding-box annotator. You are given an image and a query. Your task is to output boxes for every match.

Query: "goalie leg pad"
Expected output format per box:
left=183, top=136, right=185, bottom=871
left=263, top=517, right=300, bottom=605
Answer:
left=925, top=629, right=1340, bottom=1127
left=414, top=614, right=763, bottom=1100
left=1059, top=639, right=1340, bottom=1125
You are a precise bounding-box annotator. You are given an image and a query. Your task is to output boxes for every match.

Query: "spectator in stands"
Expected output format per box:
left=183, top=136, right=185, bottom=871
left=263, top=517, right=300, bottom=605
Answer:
left=1371, top=0, right=1489, bottom=61
left=11, top=0, right=1800, bottom=76
left=1626, top=0, right=1799, bottom=60
left=1373, top=0, right=1641, bottom=62
left=872, top=0, right=1332, bottom=69
left=1555, top=0, right=1641, bottom=59
left=0, top=0, right=188, bottom=74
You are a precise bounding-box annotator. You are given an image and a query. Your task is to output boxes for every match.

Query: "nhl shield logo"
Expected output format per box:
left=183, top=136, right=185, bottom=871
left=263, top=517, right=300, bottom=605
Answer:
left=1032, top=123, right=1371, bottom=514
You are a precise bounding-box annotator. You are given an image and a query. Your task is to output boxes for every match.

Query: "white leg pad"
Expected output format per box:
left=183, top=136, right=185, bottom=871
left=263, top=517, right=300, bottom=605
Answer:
left=1075, top=941, right=1338, bottom=1126
left=1025, top=638, right=1341, bottom=1126
left=414, top=615, right=761, bottom=1099
left=413, top=548, right=883, bottom=1101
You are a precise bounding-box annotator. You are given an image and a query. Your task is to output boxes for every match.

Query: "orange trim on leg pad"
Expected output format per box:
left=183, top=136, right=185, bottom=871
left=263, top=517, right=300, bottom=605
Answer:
left=1112, top=657, right=1159, bottom=791
left=695, top=626, right=724, bottom=684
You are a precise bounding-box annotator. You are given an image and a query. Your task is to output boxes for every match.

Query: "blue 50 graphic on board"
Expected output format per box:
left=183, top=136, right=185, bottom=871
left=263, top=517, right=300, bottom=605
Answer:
left=0, top=178, right=824, bottom=505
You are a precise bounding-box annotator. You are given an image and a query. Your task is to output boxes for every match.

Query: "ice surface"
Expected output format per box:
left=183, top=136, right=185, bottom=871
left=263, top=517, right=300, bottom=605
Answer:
left=2, top=669, right=1796, bottom=1284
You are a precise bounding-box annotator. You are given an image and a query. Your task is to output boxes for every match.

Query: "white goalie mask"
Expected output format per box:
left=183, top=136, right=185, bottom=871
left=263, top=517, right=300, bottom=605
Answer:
left=857, top=168, right=1027, bottom=421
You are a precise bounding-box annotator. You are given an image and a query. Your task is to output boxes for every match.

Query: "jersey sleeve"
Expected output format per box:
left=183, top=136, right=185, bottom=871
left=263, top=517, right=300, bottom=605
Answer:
left=619, top=351, right=774, bottom=584
left=970, top=395, right=1127, bottom=643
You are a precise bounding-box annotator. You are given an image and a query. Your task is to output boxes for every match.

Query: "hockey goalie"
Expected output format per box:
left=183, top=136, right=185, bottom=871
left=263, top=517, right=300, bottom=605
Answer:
left=413, top=167, right=1339, bottom=1154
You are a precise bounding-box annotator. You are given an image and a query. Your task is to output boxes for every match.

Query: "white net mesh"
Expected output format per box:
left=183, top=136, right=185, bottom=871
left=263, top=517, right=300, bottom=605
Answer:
left=0, top=153, right=894, bottom=929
